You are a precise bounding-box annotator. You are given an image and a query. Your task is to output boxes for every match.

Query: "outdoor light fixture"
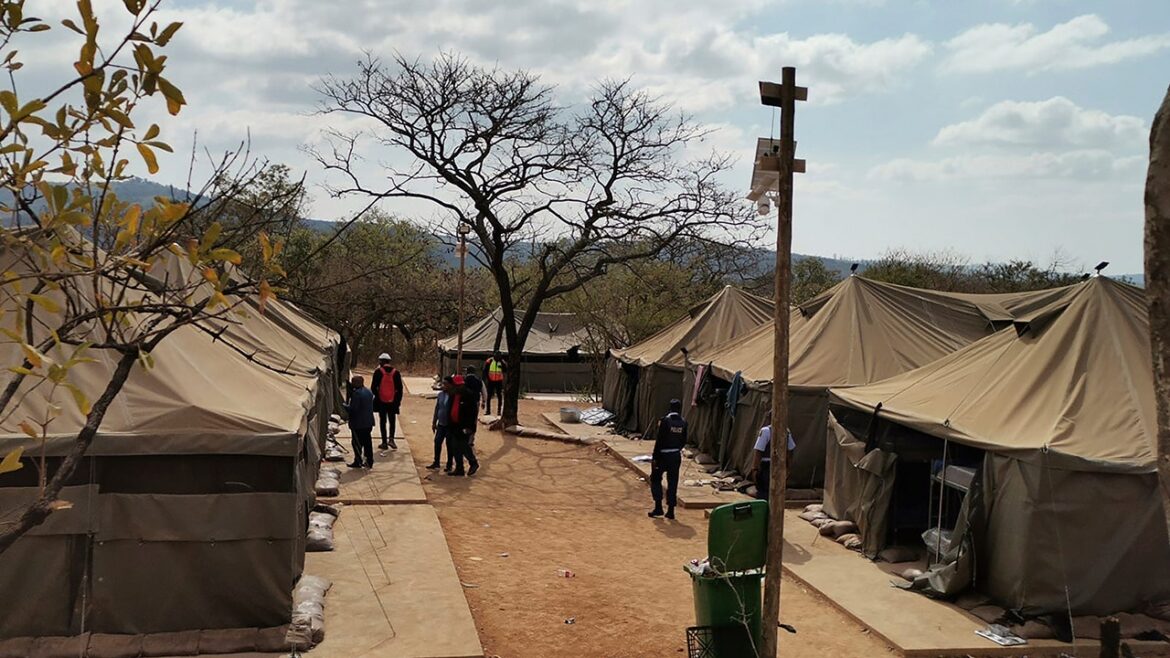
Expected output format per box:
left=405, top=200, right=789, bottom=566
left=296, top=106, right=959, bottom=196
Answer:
left=1094, top=261, right=1109, bottom=274
left=850, top=263, right=859, bottom=274
left=747, top=137, right=805, bottom=203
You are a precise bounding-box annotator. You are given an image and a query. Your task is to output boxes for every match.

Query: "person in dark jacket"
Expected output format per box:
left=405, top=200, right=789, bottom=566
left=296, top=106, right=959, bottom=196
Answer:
left=482, top=352, right=506, bottom=414
left=649, top=399, right=687, bottom=519
left=371, top=352, right=403, bottom=450
left=345, top=375, right=376, bottom=469
left=463, top=365, right=485, bottom=410
left=447, top=374, right=480, bottom=477
left=428, top=376, right=454, bottom=471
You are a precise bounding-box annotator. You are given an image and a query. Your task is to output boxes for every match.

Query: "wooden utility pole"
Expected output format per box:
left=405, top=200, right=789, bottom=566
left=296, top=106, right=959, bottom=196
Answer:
left=456, top=226, right=470, bottom=372
left=758, top=66, right=806, bottom=658
left=1145, top=85, right=1170, bottom=541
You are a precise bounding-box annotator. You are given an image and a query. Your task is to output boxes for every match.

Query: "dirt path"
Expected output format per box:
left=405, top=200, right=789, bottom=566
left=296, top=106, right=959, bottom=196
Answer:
left=400, top=393, right=894, bottom=658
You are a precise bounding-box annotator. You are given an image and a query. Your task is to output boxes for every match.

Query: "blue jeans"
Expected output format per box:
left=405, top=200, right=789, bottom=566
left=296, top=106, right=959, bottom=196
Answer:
left=433, top=425, right=449, bottom=466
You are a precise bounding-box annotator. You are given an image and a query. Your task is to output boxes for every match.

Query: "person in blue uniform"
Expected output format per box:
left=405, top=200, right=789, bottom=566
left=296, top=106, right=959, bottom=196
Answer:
left=648, top=399, right=687, bottom=520
left=750, top=410, right=795, bottom=500
left=345, top=375, right=375, bottom=469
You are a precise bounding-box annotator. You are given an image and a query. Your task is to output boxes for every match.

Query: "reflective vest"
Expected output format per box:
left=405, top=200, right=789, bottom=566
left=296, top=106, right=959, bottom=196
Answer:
left=487, top=358, right=504, bottom=382
left=377, top=365, right=398, bottom=403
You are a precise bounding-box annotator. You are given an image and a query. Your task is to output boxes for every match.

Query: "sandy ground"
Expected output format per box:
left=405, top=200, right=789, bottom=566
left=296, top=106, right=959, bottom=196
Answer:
left=399, top=393, right=895, bottom=658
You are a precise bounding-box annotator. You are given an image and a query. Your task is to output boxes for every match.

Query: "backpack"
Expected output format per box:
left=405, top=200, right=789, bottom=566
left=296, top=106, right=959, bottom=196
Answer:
left=377, top=365, right=398, bottom=403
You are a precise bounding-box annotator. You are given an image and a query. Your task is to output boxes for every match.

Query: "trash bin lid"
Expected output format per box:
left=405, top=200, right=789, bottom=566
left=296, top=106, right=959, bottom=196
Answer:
left=707, top=499, right=768, bottom=572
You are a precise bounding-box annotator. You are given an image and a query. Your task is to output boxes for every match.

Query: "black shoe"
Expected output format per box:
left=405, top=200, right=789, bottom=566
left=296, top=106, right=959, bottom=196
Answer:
left=445, top=464, right=453, bottom=473
left=468, top=464, right=479, bottom=476
left=347, top=462, right=363, bottom=469
left=365, top=461, right=374, bottom=469
left=648, top=508, right=664, bottom=518
left=388, top=439, right=398, bottom=450
left=426, top=463, right=440, bottom=470
left=379, top=442, right=389, bottom=450
left=665, top=508, right=675, bottom=520
left=448, top=470, right=466, bottom=477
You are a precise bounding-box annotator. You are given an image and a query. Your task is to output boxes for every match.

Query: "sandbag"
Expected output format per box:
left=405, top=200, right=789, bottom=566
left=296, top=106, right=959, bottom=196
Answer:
left=306, top=527, right=334, bottom=552
left=85, top=634, right=144, bottom=658
left=287, top=576, right=332, bottom=648
left=309, top=511, right=337, bottom=531
left=810, top=517, right=834, bottom=529
left=803, top=503, right=823, bottom=514
left=798, top=510, right=828, bottom=522
left=141, top=631, right=200, bottom=657
left=197, top=629, right=256, bottom=654
left=842, top=535, right=862, bottom=550
left=1015, top=620, right=1056, bottom=640
left=819, top=520, right=857, bottom=538
left=877, top=546, right=919, bottom=564
left=324, top=446, right=345, bottom=462
left=255, top=625, right=292, bottom=653
left=970, top=605, right=1005, bottom=624
left=835, top=532, right=860, bottom=546
left=29, top=635, right=89, bottom=658
left=694, top=453, right=717, bottom=465
left=314, top=477, right=339, bottom=498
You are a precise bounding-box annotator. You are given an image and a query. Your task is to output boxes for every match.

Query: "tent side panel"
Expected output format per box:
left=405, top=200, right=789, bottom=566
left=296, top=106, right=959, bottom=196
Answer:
left=635, top=366, right=684, bottom=435
left=788, top=389, right=830, bottom=488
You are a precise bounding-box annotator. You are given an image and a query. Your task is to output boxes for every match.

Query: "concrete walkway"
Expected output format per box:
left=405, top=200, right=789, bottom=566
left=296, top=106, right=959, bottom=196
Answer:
left=308, top=422, right=482, bottom=656
left=780, top=509, right=1165, bottom=657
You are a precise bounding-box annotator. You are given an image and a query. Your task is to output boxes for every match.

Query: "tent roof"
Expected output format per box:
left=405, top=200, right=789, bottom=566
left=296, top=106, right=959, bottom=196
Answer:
left=437, top=308, right=593, bottom=356
left=701, top=276, right=1078, bottom=387
left=0, top=243, right=316, bottom=456
left=613, top=286, right=774, bottom=369
left=830, top=277, right=1154, bottom=472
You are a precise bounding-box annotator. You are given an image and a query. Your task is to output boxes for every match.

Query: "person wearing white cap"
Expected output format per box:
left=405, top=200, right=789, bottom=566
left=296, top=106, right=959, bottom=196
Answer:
left=371, top=353, right=403, bottom=450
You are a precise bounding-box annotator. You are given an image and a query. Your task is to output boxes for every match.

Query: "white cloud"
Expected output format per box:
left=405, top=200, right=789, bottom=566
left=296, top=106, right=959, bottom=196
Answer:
left=868, top=149, right=1141, bottom=182
left=942, top=14, right=1170, bottom=73
left=933, top=97, right=1147, bottom=149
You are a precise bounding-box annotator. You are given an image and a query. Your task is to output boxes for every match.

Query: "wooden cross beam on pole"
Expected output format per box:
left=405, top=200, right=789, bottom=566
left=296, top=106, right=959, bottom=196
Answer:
left=756, top=66, right=805, bottom=658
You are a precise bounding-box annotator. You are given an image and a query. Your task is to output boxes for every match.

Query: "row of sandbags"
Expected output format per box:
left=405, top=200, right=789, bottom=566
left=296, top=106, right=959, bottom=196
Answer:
left=798, top=504, right=863, bottom=551
left=325, top=414, right=346, bottom=462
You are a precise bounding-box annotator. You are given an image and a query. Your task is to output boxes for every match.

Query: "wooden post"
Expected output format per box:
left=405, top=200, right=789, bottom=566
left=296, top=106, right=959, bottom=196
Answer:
left=759, top=65, right=805, bottom=658
left=457, top=232, right=467, bottom=373
left=1145, top=85, right=1170, bottom=542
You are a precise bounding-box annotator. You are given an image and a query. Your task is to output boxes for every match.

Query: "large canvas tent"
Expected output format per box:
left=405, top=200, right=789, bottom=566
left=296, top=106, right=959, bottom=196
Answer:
left=438, top=308, right=594, bottom=392
left=0, top=241, right=338, bottom=645
left=603, top=286, right=773, bottom=435
left=682, top=276, right=1077, bottom=487
left=825, top=276, right=1170, bottom=617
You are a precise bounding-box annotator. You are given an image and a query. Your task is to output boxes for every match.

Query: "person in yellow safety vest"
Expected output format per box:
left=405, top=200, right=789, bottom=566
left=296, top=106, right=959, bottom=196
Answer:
left=482, top=351, right=506, bottom=415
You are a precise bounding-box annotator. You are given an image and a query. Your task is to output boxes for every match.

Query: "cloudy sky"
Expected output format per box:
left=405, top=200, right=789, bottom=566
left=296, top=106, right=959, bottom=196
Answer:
left=72, top=0, right=1170, bottom=272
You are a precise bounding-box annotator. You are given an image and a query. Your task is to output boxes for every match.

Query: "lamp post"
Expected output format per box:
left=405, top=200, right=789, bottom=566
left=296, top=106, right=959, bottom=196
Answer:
left=456, top=223, right=471, bottom=373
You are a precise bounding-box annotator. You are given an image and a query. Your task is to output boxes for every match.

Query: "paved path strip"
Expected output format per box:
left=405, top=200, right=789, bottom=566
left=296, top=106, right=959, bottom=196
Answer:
left=308, top=419, right=483, bottom=657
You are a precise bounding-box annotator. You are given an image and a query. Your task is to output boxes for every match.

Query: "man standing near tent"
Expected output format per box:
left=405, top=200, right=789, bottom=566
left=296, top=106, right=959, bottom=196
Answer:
left=372, top=353, right=403, bottom=450
left=649, top=399, right=687, bottom=520
left=346, top=375, right=375, bottom=469
left=482, top=351, right=506, bottom=414
left=750, top=411, right=795, bottom=500
left=428, top=375, right=454, bottom=471
left=464, top=365, right=486, bottom=410
left=447, top=375, right=480, bottom=476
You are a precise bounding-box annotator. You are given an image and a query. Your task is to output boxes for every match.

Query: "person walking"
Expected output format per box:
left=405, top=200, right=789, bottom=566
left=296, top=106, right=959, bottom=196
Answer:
left=427, top=376, right=454, bottom=471
left=371, top=353, right=403, bottom=450
left=648, top=399, right=687, bottom=520
left=447, top=375, right=480, bottom=477
left=482, top=352, right=506, bottom=414
left=463, top=365, right=485, bottom=410
left=750, top=411, right=795, bottom=500
left=345, top=375, right=375, bottom=469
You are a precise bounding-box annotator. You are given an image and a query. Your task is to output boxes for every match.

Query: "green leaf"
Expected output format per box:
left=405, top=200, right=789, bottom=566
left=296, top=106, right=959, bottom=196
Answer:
left=208, top=248, right=242, bottom=265
left=0, top=447, right=23, bottom=474
left=200, top=221, right=222, bottom=252
left=156, top=21, right=182, bottom=46
left=67, top=384, right=91, bottom=415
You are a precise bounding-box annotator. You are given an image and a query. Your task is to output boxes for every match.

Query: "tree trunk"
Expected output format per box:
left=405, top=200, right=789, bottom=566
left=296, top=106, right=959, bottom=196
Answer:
left=1146, top=85, right=1170, bottom=543
left=502, top=347, right=523, bottom=426
left=0, top=350, right=139, bottom=556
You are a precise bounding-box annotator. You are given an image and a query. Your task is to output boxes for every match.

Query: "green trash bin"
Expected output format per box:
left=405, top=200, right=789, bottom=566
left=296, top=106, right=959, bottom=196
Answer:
left=685, top=500, right=769, bottom=657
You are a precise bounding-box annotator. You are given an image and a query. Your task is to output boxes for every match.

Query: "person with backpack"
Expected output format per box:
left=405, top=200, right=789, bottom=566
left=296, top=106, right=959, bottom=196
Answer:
left=371, top=353, right=403, bottom=450
left=482, top=352, right=506, bottom=414
left=446, top=374, right=480, bottom=477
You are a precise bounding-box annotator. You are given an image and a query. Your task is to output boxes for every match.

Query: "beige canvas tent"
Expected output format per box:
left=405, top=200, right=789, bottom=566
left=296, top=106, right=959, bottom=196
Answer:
left=825, top=276, right=1170, bottom=616
left=682, top=276, right=1077, bottom=487
left=438, top=308, right=594, bottom=392
left=0, top=241, right=337, bottom=645
left=602, top=286, right=773, bottom=434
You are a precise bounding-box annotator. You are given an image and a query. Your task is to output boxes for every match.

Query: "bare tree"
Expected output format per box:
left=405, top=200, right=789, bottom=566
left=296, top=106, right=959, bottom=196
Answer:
left=312, top=53, right=763, bottom=424
left=1145, top=85, right=1170, bottom=539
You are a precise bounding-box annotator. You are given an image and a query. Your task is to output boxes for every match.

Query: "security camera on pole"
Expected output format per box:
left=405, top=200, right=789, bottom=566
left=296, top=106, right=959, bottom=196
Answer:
left=750, top=66, right=806, bottom=658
